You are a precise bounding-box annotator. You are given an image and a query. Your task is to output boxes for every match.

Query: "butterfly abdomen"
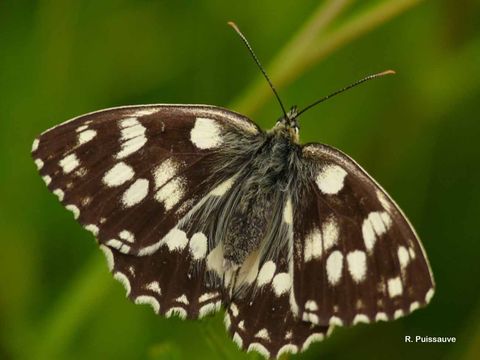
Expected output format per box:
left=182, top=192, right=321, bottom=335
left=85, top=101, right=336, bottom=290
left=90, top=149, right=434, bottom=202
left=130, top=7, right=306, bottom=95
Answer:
left=224, top=192, right=273, bottom=265
left=220, top=132, right=303, bottom=266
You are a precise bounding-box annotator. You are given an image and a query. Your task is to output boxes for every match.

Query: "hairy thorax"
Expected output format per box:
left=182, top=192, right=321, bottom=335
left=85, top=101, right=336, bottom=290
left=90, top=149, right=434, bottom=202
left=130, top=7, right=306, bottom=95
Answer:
left=223, top=128, right=300, bottom=266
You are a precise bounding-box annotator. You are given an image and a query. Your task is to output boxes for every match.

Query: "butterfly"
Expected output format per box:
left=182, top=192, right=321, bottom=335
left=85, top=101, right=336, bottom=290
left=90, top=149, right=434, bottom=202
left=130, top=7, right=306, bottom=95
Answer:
left=31, top=23, right=434, bottom=359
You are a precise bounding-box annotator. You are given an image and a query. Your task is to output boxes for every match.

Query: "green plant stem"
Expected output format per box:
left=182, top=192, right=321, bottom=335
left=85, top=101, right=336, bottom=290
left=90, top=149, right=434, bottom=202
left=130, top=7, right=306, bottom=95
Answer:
left=32, top=255, right=112, bottom=360
left=231, top=0, right=423, bottom=115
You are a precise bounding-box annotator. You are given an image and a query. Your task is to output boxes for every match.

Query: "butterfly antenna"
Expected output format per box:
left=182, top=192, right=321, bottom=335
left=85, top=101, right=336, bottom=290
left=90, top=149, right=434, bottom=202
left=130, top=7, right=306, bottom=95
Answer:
left=228, top=21, right=288, bottom=119
left=296, top=70, right=396, bottom=117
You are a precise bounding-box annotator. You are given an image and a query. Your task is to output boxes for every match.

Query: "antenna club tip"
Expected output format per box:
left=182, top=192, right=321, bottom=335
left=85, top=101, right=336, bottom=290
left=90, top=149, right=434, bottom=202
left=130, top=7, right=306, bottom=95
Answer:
left=227, top=21, right=239, bottom=30
left=381, top=69, right=396, bottom=76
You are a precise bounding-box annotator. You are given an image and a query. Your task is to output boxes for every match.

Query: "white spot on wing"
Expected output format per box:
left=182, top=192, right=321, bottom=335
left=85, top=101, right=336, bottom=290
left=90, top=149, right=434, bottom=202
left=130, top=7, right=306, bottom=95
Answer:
left=322, top=216, right=339, bottom=251
left=163, top=228, right=188, bottom=251
left=346, top=250, right=367, bottom=283
left=106, top=239, right=131, bottom=254
left=53, top=189, right=64, bottom=201
left=362, top=211, right=393, bottom=252
left=254, top=328, right=270, bottom=340
left=377, top=190, right=392, bottom=211
left=35, top=159, right=44, bottom=170
left=247, top=343, right=270, bottom=358
left=32, top=139, right=39, bottom=152
left=375, top=312, right=388, bottom=321
left=409, top=301, right=420, bottom=312
left=425, top=288, right=434, bottom=303
left=303, top=312, right=319, bottom=324
left=119, top=230, right=135, bottom=243
left=116, top=136, right=147, bottom=159
left=278, top=344, right=298, bottom=357
left=76, top=125, right=88, bottom=132
left=199, top=292, right=218, bottom=303
left=329, top=316, right=343, bottom=326
left=135, top=295, right=160, bottom=314
left=189, top=232, right=208, bottom=260
left=232, top=333, right=243, bottom=348
left=394, top=309, right=404, bottom=319
left=229, top=303, right=239, bottom=317
left=85, top=224, right=99, bottom=236
left=272, top=272, right=291, bottom=296
left=190, top=117, right=222, bottom=149
left=75, top=167, right=87, bottom=177
left=165, top=307, right=187, bottom=319
left=304, top=227, right=322, bottom=262
left=257, top=261, right=276, bottom=286
left=155, top=177, right=185, bottom=211
left=174, top=294, right=189, bottom=305
left=206, top=244, right=224, bottom=275
left=199, top=301, right=221, bottom=318
left=353, top=314, right=369, bottom=324
left=116, top=118, right=147, bottom=159
left=103, top=162, right=134, bottom=187
left=59, top=153, right=80, bottom=174
left=113, top=272, right=131, bottom=296
left=146, top=281, right=162, bottom=295
left=99, top=245, right=114, bottom=270
left=78, top=129, right=97, bottom=144
left=397, top=245, right=410, bottom=271
left=315, top=164, right=347, bottom=194
left=326, top=250, right=343, bottom=285
left=283, top=198, right=293, bottom=225
left=65, top=204, right=80, bottom=219
left=305, top=300, right=318, bottom=311
left=133, top=108, right=158, bottom=116
left=209, top=176, right=237, bottom=196
left=387, top=276, right=403, bottom=297
left=224, top=313, right=231, bottom=329
left=42, top=175, right=52, bottom=185
left=153, top=158, right=180, bottom=189
left=302, top=333, right=324, bottom=351
left=122, top=178, right=149, bottom=207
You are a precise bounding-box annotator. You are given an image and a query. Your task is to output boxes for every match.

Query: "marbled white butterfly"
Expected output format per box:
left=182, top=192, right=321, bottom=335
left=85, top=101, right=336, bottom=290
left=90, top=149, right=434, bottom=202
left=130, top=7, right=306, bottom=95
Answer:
left=31, top=22, right=435, bottom=359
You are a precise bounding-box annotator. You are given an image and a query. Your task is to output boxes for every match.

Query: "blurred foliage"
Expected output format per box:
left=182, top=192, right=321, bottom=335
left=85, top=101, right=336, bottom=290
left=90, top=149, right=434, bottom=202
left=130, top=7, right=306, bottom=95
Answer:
left=1, top=0, right=480, bottom=359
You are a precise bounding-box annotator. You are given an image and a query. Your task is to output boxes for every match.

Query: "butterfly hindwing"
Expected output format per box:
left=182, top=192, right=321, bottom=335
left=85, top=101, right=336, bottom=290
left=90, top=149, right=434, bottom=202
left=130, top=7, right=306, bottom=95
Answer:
left=225, top=247, right=330, bottom=359
left=102, top=230, right=223, bottom=320
left=292, top=143, right=435, bottom=327
left=32, top=104, right=261, bottom=256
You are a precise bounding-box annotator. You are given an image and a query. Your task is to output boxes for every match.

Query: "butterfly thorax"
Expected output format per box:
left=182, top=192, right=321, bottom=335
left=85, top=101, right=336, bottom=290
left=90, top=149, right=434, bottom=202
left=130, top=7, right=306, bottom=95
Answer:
left=223, top=130, right=301, bottom=267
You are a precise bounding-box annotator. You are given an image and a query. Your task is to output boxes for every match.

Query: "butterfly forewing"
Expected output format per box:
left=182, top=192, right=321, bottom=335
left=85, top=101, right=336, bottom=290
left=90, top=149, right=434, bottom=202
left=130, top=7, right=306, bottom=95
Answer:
left=293, top=143, right=435, bottom=327
left=32, top=105, right=260, bottom=256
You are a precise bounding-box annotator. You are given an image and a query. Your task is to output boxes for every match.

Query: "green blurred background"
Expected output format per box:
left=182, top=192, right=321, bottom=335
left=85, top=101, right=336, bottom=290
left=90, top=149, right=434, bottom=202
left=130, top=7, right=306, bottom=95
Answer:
left=1, top=0, right=480, bottom=359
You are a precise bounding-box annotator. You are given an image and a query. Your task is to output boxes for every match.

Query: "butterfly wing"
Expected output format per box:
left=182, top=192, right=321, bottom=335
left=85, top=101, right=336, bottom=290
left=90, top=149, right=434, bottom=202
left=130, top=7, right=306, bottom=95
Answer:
left=32, top=104, right=263, bottom=319
left=101, top=238, right=223, bottom=320
left=32, top=104, right=261, bottom=256
left=292, top=143, right=435, bottom=327
left=225, top=246, right=329, bottom=359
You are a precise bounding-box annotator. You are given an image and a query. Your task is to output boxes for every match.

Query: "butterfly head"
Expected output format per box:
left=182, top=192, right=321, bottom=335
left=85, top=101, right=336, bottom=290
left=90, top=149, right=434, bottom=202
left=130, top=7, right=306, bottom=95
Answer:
left=274, top=105, right=300, bottom=142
